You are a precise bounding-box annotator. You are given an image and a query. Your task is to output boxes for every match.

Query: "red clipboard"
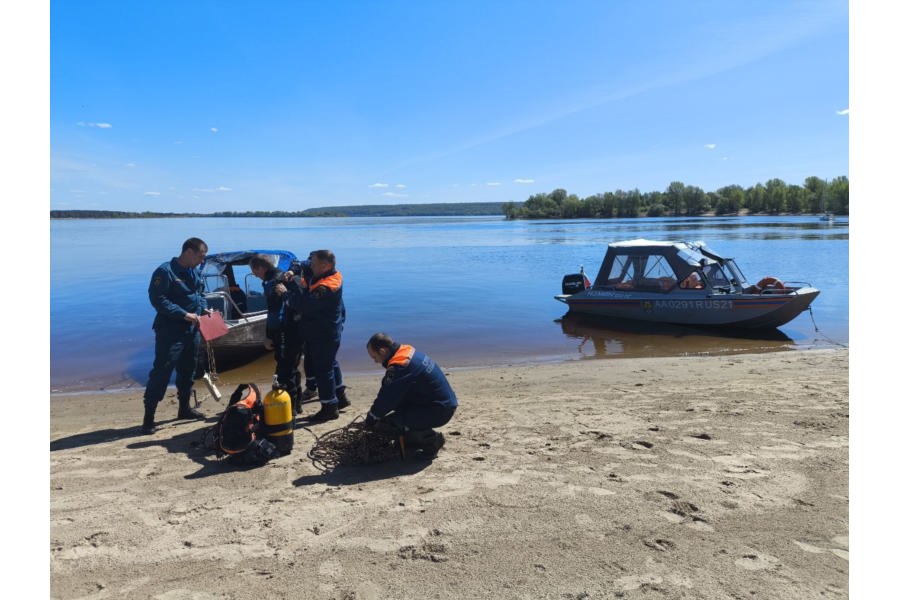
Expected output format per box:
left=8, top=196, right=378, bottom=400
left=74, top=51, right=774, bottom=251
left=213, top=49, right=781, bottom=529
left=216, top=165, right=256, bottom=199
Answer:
left=198, top=311, right=229, bottom=341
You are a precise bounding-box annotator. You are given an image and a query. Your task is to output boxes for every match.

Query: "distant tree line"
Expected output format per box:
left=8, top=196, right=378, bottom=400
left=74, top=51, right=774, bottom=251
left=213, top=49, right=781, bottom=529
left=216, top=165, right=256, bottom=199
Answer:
left=49, top=210, right=195, bottom=219
left=50, top=202, right=511, bottom=219
left=299, top=202, right=509, bottom=217
left=502, top=176, right=849, bottom=220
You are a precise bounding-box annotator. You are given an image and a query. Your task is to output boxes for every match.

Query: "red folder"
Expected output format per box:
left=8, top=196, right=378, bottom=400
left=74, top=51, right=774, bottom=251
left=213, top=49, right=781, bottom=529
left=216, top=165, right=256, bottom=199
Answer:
left=198, top=311, right=229, bottom=341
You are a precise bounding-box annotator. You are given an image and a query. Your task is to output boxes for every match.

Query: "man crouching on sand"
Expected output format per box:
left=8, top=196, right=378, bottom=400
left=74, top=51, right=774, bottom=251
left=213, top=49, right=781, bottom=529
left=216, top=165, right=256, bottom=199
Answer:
left=363, top=333, right=458, bottom=459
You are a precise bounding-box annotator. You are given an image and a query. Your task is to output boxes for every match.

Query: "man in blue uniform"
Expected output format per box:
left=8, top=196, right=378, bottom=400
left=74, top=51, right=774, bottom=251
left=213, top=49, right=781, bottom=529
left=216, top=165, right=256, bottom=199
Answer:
left=288, top=253, right=319, bottom=406
left=250, top=254, right=304, bottom=414
left=280, top=249, right=350, bottom=422
left=363, top=333, right=458, bottom=459
left=141, top=237, right=212, bottom=433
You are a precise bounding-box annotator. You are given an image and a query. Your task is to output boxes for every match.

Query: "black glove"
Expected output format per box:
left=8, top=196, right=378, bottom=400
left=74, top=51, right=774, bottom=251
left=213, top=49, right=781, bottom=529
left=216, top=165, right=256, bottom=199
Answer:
left=364, top=414, right=377, bottom=430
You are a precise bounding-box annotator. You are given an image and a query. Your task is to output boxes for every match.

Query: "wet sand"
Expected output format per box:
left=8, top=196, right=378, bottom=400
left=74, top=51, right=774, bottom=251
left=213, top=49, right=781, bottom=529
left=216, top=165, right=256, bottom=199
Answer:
left=50, top=348, right=848, bottom=599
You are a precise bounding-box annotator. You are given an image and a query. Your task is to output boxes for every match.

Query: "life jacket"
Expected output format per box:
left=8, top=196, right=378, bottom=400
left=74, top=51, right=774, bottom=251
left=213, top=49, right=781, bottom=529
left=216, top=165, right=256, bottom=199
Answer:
left=211, top=383, right=264, bottom=456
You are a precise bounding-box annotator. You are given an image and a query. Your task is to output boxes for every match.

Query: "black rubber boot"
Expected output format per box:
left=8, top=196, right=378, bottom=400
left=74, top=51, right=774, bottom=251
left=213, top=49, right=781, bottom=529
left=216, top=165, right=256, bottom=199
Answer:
left=336, top=387, right=351, bottom=410
left=406, top=429, right=445, bottom=459
left=141, top=404, right=157, bottom=434
left=176, top=392, right=206, bottom=420
left=307, top=402, right=339, bottom=422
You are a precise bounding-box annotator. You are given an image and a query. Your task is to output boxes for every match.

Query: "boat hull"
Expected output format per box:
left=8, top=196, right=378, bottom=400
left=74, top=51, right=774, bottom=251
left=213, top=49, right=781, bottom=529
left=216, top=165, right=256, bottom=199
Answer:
left=555, top=287, right=819, bottom=329
left=199, top=314, right=271, bottom=370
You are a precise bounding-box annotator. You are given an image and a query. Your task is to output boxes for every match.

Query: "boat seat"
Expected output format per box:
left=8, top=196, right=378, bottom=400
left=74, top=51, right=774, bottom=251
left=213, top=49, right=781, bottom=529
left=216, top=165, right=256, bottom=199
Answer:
left=635, top=278, right=669, bottom=292
left=205, top=292, right=231, bottom=320
left=658, top=276, right=675, bottom=291
left=245, top=293, right=267, bottom=313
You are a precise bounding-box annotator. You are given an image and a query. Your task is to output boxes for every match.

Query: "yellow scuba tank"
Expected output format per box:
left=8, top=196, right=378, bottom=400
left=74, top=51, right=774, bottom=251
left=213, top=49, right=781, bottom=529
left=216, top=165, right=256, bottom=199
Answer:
left=262, top=377, right=294, bottom=455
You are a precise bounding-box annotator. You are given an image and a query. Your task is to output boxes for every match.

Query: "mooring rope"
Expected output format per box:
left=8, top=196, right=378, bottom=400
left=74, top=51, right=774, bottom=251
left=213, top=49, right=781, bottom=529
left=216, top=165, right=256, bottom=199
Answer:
left=204, top=341, right=219, bottom=381
left=806, top=306, right=848, bottom=348
left=302, top=416, right=402, bottom=472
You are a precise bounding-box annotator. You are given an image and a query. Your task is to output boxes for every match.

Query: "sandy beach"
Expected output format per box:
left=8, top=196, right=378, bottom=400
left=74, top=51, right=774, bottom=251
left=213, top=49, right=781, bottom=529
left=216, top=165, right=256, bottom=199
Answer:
left=49, top=348, right=849, bottom=599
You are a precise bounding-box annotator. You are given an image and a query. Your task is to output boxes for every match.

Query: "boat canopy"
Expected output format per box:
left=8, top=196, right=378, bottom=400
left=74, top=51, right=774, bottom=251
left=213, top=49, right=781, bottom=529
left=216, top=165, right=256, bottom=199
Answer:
left=201, top=250, right=298, bottom=277
left=596, top=240, right=735, bottom=286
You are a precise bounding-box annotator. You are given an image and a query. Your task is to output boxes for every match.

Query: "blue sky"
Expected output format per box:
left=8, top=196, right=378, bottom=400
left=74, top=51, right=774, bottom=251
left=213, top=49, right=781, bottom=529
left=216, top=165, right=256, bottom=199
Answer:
left=47, top=0, right=849, bottom=213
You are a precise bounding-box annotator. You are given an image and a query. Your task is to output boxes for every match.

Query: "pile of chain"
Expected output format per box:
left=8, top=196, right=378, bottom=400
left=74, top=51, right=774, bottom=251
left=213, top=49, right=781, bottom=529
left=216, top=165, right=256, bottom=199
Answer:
left=305, top=417, right=402, bottom=472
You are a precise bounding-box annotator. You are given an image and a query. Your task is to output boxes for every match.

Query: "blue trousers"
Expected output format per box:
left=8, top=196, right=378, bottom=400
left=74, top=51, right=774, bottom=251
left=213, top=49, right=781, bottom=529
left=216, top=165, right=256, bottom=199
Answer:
left=274, top=325, right=303, bottom=401
left=385, top=404, right=456, bottom=431
left=307, top=339, right=344, bottom=405
left=144, top=326, right=201, bottom=408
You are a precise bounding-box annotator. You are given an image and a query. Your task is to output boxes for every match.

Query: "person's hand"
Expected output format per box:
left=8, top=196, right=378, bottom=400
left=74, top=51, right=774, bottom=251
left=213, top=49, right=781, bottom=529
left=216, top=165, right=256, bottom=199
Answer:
left=282, top=270, right=294, bottom=282
left=263, top=338, right=275, bottom=351
left=273, top=283, right=287, bottom=295
left=184, top=312, right=201, bottom=325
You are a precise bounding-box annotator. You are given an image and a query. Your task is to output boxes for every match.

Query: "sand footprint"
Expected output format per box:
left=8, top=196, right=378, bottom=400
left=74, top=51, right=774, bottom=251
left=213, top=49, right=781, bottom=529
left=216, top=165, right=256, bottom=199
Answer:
left=795, top=537, right=848, bottom=560
left=735, top=551, right=781, bottom=570
left=643, top=538, right=676, bottom=552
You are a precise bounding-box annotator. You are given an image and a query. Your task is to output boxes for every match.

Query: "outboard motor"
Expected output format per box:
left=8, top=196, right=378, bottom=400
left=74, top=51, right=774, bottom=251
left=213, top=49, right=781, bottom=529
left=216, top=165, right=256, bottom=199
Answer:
left=562, top=273, right=587, bottom=295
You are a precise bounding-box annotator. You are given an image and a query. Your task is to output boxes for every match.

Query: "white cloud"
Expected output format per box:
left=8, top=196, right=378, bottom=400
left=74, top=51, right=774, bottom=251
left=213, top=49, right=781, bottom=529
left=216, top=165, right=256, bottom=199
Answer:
left=381, top=191, right=407, bottom=197
left=144, top=191, right=160, bottom=196
left=124, top=162, right=136, bottom=168
left=514, top=178, right=535, bottom=184
left=77, top=121, right=112, bottom=128
left=217, top=186, right=232, bottom=192
left=210, top=127, right=219, bottom=133
left=192, top=187, right=215, bottom=193
left=704, top=143, right=716, bottom=149
left=174, top=140, right=184, bottom=145
left=369, top=182, right=389, bottom=188
left=487, top=182, right=501, bottom=186
left=395, top=184, right=406, bottom=189
left=836, top=108, right=849, bottom=116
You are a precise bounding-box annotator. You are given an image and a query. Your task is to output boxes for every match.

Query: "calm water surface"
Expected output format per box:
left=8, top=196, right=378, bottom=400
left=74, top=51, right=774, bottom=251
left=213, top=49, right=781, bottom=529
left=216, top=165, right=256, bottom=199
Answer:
left=50, top=215, right=848, bottom=393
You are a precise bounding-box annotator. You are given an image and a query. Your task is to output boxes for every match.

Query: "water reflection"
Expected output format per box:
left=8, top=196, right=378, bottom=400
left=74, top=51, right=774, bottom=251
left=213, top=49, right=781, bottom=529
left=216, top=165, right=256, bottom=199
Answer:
left=527, top=216, right=848, bottom=245
left=557, top=313, right=796, bottom=359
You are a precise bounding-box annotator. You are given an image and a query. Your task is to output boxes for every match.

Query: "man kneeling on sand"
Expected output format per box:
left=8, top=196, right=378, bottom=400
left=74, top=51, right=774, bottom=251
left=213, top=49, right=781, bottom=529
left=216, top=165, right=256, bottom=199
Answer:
left=363, top=333, right=458, bottom=459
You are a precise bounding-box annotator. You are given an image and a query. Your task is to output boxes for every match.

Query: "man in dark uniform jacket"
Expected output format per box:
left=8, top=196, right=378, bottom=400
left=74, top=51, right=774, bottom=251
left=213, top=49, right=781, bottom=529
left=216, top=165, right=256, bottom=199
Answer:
left=141, top=237, right=211, bottom=433
left=288, top=254, right=319, bottom=405
left=250, top=254, right=304, bottom=414
left=363, top=332, right=458, bottom=459
left=280, top=249, right=349, bottom=422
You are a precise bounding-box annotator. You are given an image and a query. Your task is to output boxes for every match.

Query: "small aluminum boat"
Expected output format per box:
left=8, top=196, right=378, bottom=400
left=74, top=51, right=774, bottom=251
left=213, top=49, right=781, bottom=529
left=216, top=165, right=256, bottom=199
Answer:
left=555, top=239, right=819, bottom=329
left=199, top=249, right=297, bottom=367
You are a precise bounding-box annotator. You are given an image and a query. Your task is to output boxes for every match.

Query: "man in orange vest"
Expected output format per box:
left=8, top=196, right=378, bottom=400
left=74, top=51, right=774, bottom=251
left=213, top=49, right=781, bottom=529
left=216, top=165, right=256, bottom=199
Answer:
left=278, top=249, right=349, bottom=422
left=363, top=333, right=458, bottom=460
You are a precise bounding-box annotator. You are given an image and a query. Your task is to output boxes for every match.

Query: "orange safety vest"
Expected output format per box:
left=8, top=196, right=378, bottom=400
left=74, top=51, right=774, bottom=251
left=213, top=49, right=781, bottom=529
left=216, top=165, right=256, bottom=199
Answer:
left=308, top=271, right=343, bottom=293
left=387, top=344, right=416, bottom=368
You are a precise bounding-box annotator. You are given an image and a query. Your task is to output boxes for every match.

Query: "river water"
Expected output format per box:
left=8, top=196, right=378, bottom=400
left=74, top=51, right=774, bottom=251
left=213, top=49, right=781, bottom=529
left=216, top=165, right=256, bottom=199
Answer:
left=50, top=215, right=848, bottom=393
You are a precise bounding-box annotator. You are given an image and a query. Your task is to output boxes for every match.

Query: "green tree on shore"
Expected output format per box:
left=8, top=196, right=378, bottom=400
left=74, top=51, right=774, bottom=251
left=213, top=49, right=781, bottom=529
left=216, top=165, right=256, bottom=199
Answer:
left=502, top=175, right=849, bottom=220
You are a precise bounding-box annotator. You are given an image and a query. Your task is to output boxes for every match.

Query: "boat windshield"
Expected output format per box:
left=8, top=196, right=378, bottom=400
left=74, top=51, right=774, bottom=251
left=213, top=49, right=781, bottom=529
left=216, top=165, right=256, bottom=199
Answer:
left=722, top=259, right=747, bottom=285
left=701, top=263, right=730, bottom=288
left=701, top=260, right=746, bottom=291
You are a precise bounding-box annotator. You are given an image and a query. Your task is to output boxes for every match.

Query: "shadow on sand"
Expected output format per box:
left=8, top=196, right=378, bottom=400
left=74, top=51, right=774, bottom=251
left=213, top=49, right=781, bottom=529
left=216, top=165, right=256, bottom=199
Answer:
left=50, top=417, right=193, bottom=452
left=292, top=456, right=432, bottom=487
